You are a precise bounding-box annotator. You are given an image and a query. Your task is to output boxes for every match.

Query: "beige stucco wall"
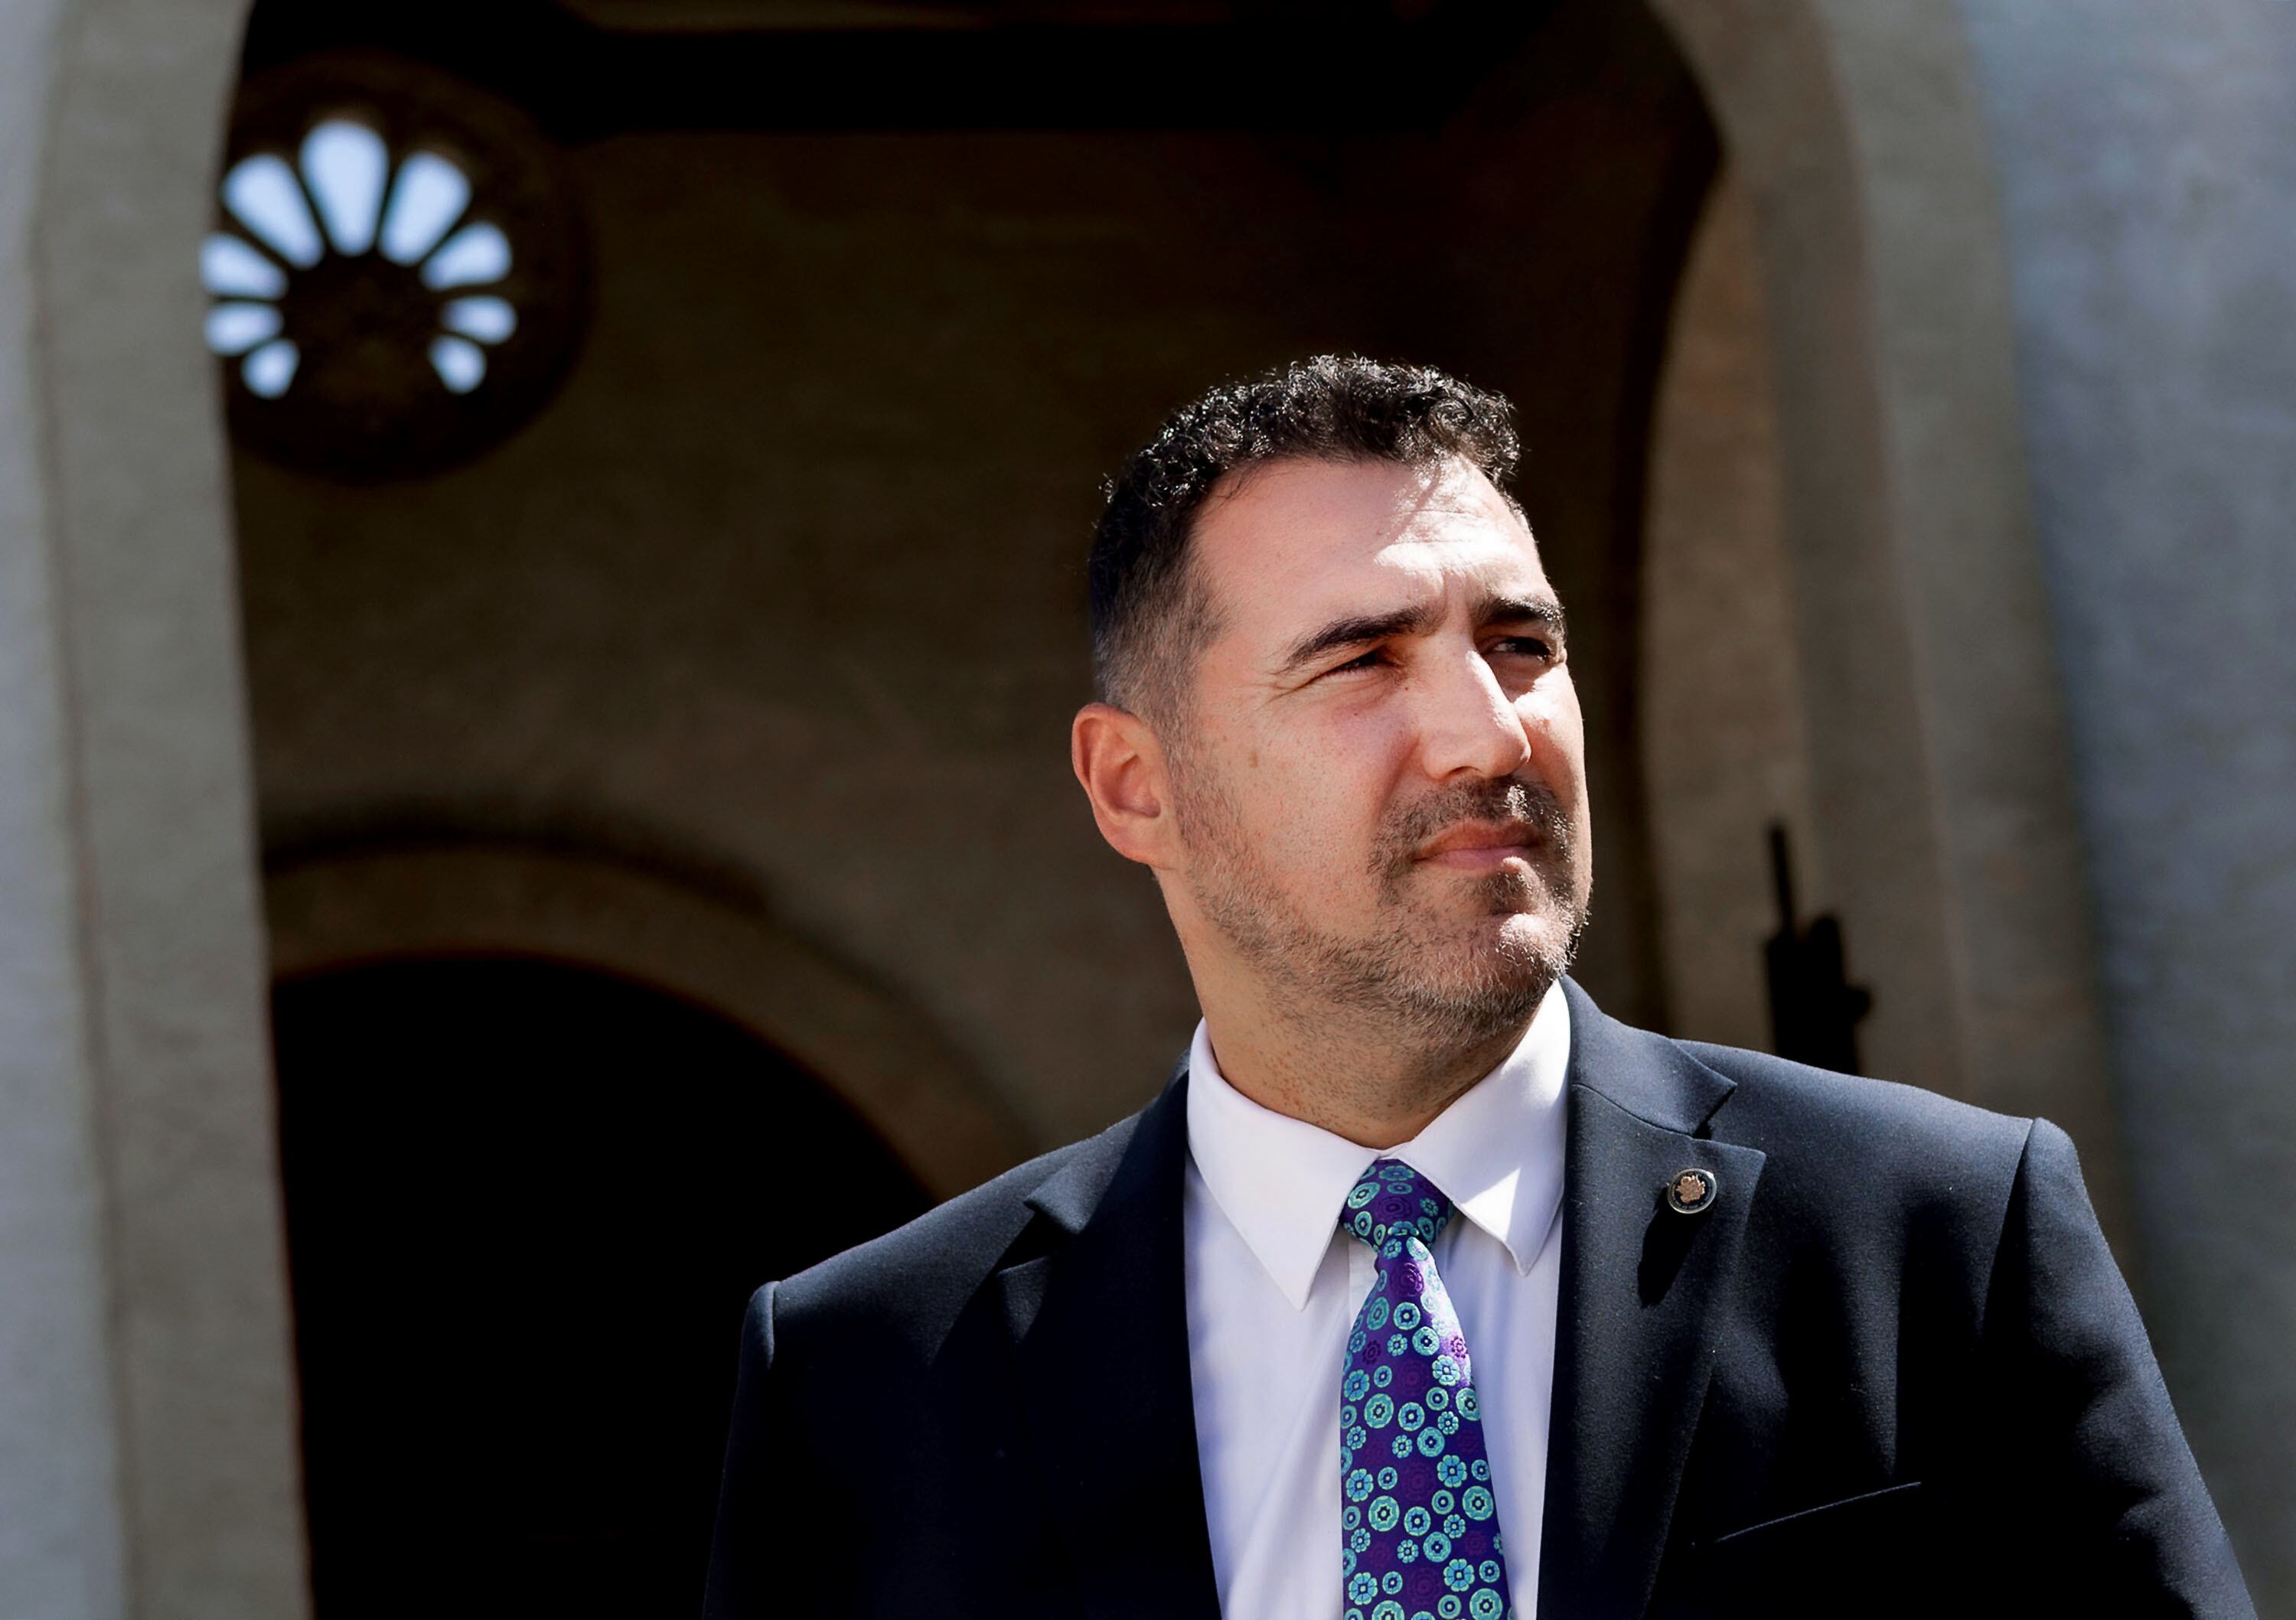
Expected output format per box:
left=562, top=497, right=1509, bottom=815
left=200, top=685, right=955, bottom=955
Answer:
left=1640, top=168, right=1818, bottom=1055
left=1956, top=0, right=2296, bottom=1599
left=1652, top=0, right=2123, bottom=1228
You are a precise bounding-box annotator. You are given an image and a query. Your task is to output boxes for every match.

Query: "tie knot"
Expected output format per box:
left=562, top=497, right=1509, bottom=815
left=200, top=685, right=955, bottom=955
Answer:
left=1341, top=1157, right=1454, bottom=1250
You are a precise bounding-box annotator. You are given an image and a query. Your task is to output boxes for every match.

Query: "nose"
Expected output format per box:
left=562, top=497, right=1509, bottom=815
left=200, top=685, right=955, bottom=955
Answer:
left=1412, top=644, right=1533, bottom=781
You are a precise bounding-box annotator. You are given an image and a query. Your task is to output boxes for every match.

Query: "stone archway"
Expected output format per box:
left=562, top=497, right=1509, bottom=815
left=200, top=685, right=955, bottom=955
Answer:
left=1645, top=0, right=2125, bottom=1238
left=262, top=839, right=1031, bottom=1201
left=5, top=0, right=300, bottom=1614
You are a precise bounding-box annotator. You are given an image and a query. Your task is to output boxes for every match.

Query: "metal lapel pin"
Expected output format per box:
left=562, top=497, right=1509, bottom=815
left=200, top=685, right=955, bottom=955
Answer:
left=1665, top=1166, right=1720, bottom=1215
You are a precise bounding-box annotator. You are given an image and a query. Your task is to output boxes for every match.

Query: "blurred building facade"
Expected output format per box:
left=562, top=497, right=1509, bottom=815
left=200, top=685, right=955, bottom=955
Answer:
left=1, top=0, right=2291, bottom=1614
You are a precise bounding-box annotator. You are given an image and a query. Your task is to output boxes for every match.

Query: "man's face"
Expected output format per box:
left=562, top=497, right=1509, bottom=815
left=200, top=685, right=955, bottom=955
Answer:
left=1164, top=455, right=1592, bottom=1041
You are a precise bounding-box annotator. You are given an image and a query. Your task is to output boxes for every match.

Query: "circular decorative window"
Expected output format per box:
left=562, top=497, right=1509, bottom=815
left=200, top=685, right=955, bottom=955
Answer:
left=203, top=54, right=588, bottom=481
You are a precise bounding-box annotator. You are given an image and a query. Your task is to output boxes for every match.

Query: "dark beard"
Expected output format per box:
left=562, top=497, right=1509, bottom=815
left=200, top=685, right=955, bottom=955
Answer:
left=1173, top=765, right=1588, bottom=1049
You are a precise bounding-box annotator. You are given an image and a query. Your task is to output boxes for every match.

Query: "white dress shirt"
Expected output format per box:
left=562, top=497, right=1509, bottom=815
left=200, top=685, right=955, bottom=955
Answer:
left=1182, top=982, right=1570, bottom=1619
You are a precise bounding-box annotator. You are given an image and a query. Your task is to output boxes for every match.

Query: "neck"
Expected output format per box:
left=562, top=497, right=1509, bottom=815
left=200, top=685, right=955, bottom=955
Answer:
left=1196, top=978, right=1540, bottom=1149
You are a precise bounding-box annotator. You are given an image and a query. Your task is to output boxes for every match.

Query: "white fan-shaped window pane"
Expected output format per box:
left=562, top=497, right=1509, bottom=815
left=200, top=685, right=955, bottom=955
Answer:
left=441, top=295, right=517, bottom=344
left=201, top=233, right=287, bottom=299
left=420, top=222, right=511, bottom=291
left=302, top=120, right=389, bottom=255
left=429, top=335, right=487, bottom=393
left=243, top=339, right=300, bottom=399
left=222, top=155, right=324, bottom=268
left=205, top=302, right=284, bottom=356
left=379, top=152, right=471, bottom=265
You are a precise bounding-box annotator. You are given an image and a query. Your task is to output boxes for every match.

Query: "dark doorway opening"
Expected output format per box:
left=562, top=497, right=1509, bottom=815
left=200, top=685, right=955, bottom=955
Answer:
left=269, top=954, right=931, bottom=1616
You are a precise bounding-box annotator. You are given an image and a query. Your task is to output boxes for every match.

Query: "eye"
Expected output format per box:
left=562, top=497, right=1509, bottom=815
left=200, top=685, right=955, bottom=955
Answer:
left=1491, top=635, right=1556, bottom=662
left=1328, top=648, right=1389, bottom=675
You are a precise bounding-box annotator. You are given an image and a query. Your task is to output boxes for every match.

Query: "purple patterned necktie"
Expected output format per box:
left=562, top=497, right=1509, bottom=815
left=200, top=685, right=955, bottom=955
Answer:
left=1339, top=1159, right=1516, bottom=1620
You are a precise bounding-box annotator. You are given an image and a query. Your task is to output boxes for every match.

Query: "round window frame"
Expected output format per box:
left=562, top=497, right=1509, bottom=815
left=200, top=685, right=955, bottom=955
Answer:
left=212, top=51, right=591, bottom=482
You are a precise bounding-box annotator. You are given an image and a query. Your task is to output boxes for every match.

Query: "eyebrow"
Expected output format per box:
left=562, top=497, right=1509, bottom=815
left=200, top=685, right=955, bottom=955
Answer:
left=1274, top=592, right=1567, bottom=678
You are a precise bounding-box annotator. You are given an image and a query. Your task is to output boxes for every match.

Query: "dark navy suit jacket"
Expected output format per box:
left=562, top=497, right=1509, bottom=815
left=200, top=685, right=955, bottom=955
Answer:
left=703, top=979, right=2252, bottom=1618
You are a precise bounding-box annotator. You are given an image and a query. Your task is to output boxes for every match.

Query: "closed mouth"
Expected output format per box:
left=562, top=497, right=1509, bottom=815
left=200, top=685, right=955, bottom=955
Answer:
left=1415, top=822, right=1542, bottom=863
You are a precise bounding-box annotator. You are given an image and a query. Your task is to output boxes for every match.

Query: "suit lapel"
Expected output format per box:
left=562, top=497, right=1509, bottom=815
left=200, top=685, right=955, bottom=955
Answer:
left=1000, top=1071, right=1222, bottom=1620
left=1538, top=980, right=1768, bottom=1618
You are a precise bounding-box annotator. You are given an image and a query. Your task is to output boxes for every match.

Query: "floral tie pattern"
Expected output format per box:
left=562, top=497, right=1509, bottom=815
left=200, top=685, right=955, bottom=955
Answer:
left=1339, top=1159, right=1515, bottom=1620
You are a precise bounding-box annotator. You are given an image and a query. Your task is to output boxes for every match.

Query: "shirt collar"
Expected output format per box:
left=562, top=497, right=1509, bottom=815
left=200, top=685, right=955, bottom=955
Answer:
left=1184, top=979, right=1571, bottom=1311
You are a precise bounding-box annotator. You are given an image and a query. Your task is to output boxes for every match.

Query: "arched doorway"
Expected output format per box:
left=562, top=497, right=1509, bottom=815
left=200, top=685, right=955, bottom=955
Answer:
left=270, top=954, right=929, bottom=1615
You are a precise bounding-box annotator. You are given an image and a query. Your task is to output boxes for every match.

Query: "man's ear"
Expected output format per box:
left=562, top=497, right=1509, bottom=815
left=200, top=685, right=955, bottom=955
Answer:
left=1071, top=702, right=1181, bottom=870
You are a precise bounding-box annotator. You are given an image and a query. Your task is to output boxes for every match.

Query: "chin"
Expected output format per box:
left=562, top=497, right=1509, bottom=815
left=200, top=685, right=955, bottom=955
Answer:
left=1476, top=909, right=1583, bottom=992
left=1494, top=907, right=1579, bottom=964
left=1393, top=911, right=1578, bottom=1023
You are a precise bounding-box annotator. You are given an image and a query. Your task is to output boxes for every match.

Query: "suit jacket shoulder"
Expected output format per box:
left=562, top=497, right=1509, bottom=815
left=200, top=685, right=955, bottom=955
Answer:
left=1683, top=1033, right=2034, bottom=1156
left=771, top=1105, right=1142, bottom=1358
left=1686, top=1036, right=2039, bottom=1270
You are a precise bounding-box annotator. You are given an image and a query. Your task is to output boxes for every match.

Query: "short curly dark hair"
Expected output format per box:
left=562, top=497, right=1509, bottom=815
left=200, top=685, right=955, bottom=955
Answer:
left=1089, top=354, right=1521, bottom=728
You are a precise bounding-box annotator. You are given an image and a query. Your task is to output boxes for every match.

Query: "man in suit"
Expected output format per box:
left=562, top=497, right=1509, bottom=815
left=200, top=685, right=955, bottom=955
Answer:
left=703, top=356, right=2251, bottom=1618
